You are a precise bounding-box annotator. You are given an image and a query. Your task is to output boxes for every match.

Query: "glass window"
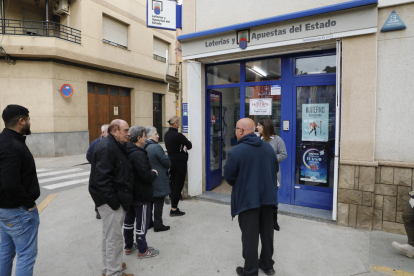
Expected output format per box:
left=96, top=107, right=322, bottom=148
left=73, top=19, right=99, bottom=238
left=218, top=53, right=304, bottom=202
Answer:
left=245, top=85, right=282, bottom=136
left=97, top=87, right=108, bottom=95
left=110, top=88, right=119, bottom=95
left=87, top=83, right=95, bottom=93
left=295, top=55, right=336, bottom=75
left=121, top=89, right=130, bottom=97
left=295, top=85, right=336, bottom=188
left=245, top=58, right=281, bottom=82
left=207, top=63, right=240, bottom=86
left=153, top=93, right=163, bottom=142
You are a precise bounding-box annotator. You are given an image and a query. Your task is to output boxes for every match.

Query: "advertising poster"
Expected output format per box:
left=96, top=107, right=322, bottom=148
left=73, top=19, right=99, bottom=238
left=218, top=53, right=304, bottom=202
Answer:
left=300, top=144, right=328, bottom=183
left=182, top=103, right=188, bottom=133
left=249, top=98, right=272, bottom=115
left=302, top=103, right=329, bottom=142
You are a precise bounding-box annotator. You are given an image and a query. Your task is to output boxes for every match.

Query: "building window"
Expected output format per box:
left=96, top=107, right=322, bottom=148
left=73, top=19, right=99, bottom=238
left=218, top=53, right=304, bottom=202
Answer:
left=102, top=15, right=128, bottom=50
left=153, top=93, right=163, bottom=142
left=153, top=37, right=169, bottom=63
left=295, top=55, right=336, bottom=75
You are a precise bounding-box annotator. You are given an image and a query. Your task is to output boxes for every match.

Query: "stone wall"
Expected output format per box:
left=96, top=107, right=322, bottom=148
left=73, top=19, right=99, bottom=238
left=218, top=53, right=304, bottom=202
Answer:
left=337, top=165, right=413, bottom=235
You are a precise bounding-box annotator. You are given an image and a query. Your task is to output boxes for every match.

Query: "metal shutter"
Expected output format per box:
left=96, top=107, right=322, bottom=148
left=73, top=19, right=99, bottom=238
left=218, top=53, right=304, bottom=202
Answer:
left=153, top=38, right=169, bottom=58
left=102, top=15, right=128, bottom=48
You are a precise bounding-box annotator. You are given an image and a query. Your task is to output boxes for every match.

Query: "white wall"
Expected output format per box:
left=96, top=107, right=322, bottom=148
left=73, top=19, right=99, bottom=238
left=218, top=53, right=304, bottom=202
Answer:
left=375, top=3, right=414, bottom=162
left=187, top=61, right=204, bottom=196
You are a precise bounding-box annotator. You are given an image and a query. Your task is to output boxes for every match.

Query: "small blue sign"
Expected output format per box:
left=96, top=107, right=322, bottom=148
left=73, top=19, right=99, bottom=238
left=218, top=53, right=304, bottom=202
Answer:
left=60, top=84, right=74, bottom=98
left=381, top=11, right=406, bottom=32
left=182, top=103, right=188, bottom=133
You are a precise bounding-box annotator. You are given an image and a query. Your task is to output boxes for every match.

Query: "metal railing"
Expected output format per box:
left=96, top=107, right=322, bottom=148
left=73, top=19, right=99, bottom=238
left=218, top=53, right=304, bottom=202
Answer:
left=0, top=19, right=81, bottom=44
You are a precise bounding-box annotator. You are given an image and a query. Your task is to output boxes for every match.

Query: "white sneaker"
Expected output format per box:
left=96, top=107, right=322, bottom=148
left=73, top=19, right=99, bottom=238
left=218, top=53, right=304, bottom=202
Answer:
left=392, top=241, right=414, bottom=258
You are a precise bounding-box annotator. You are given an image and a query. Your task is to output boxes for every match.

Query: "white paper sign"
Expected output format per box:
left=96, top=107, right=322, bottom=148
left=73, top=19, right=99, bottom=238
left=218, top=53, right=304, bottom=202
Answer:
left=271, top=85, right=281, bottom=96
left=249, top=98, right=272, bottom=115
left=114, top=106, right=118, bottom=116
left=147, top=0, right=176, bottom=31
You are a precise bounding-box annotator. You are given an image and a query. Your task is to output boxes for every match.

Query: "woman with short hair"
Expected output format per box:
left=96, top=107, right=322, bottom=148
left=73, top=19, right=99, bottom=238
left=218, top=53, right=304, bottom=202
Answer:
left=144, top=126, right=171, bottom=232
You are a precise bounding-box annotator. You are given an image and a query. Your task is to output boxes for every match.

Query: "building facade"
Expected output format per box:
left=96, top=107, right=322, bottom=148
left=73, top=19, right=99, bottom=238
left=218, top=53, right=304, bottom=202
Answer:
left=0, top=0, right=179, bottom=156
left=179, top=0, right=414, bottom=234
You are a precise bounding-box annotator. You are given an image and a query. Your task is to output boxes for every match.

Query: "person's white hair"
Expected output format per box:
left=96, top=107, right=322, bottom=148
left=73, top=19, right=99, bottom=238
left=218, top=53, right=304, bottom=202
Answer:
left=146, top=126, right=157, bottom=138
left=101, top=124, right=109, bottom=132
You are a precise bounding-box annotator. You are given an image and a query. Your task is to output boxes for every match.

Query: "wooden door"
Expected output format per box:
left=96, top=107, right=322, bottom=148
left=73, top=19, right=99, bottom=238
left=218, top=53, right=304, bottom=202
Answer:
left=88, top=83, right=131, bottom=143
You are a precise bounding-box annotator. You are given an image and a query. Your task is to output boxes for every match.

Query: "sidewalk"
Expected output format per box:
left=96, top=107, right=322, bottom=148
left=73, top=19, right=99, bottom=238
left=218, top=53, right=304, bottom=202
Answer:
left=35, top=185, right=414, bottom=276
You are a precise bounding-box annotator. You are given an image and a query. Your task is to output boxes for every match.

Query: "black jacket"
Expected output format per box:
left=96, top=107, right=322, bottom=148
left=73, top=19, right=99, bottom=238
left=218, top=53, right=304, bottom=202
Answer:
left=224, top=133, right=279, bottom=218
left=126, top=143, right=157, bottom=203
left=89, top=133, right=134, bottom=211
left=0, top=128, right=40, bottom=209
left=86, top=135, right=103, bottom=163
left=164, top=127, right=192, bottom=162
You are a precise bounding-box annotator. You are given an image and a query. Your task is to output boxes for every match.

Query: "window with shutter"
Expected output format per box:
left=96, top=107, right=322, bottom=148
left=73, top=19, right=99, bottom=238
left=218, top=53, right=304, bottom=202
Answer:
left=153, top=37, right=169, bottom=63
left=102, top=15, right=128, bottom=49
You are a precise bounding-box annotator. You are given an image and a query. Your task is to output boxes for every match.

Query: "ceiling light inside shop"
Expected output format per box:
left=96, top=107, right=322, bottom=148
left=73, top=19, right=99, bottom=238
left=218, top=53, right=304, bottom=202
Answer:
left=252, top=66, right=267, bottom=77
left=248, top=67, right=265, bottom=77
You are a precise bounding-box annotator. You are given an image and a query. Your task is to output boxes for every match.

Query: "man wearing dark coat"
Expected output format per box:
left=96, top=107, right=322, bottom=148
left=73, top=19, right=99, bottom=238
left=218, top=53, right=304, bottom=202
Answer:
left=224, top=118, right=279, bottom=276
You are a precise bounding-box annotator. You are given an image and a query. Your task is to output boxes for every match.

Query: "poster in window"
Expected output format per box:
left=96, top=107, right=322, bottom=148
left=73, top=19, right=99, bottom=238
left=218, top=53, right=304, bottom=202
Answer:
left=302, top=103, right=329, bottom=142
left=300, top=144, right=328, bottom=183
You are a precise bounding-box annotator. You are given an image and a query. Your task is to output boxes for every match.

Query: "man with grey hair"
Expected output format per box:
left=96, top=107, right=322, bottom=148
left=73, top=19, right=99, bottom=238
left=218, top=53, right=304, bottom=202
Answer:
left=87, top=123, right=110, bottom=219
left=124, top=126, right=160, bottom=258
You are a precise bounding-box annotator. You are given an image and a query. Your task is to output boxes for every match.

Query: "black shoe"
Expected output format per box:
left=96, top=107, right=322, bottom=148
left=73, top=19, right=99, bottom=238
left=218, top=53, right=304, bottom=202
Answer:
left=236, top=267, right=243, bottom=276
left=96, top=212, right=101, bottom=220
left=170, top=208, right=185, bottom=217
left=260, top=266, right=275, bottom=275
left=154, top=225, right=170, bottom=232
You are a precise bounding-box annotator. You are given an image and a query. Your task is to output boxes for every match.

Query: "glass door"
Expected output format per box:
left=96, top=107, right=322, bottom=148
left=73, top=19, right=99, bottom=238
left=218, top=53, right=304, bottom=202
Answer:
left=292, top=84, right=336, bottom=210
left=206, top=90, right=223, bottom=191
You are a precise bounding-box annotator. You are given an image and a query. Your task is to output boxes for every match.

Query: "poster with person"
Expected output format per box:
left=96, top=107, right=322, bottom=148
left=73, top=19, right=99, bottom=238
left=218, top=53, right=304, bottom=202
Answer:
left=302, top=103, right=329, bottom=142
left=300, top=144, right=328, bottom=183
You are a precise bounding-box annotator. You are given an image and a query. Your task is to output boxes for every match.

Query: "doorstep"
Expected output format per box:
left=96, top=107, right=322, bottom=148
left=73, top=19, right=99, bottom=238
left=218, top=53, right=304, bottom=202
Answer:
left=194, top=191, right=334, bottom=223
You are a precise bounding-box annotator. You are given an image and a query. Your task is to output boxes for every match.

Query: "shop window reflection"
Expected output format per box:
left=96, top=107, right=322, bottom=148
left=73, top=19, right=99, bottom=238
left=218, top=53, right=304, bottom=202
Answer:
left=207, top=63, right=240, bottom=86
left=245, top=58, right=281, bottom=82
left=295, top=55, right=336, bottom=75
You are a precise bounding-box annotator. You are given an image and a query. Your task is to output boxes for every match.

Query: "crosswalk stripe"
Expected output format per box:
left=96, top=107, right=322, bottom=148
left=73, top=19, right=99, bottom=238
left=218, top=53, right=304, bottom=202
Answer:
left=43, top=178, right=90, bottom=190
left=37, top=168, right=83, bottom=178
left=39, top=172, right=90, bottom=184
left=36, top=169, right=48, bottom=173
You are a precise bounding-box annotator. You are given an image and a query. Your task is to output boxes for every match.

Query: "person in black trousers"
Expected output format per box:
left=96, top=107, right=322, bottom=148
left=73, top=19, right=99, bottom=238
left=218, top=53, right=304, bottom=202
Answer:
left=164, top=116, right=192, bottom=217
left=224, top=118, right=279, bottom=276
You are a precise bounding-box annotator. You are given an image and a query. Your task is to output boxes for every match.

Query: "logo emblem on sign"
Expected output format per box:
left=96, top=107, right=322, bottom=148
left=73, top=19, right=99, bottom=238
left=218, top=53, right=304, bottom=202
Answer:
left=153, top=0, right=162, bottom=15
left=237, top=29, right=250, bottom=50
left=60, top=84, right=74, bottom=98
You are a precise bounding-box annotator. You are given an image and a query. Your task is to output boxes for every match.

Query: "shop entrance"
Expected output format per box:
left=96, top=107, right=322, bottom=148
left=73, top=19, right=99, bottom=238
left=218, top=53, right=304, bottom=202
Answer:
left=205, top=51, right=337, bottom=210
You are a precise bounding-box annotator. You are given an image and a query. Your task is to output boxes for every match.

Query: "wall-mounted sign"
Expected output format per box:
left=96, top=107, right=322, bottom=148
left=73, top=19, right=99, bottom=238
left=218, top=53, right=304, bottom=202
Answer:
left=182, top=103, right=188, bottom=133
left=271, top=85, right=281, bottom=96
left=300, top=144, right=328, bottom=183
left=302, top=103, right=329, bottom=142
left=60, top=84, right=73, bottom=98
left=249, top=98, right=272, bottom=115
left=381, top=11, right=406, bottom=32
left=147, top=0, right=176, bottom=31
left=181, top=5, right=377, bottom=59
left=114, top=106, right=118, bottom=116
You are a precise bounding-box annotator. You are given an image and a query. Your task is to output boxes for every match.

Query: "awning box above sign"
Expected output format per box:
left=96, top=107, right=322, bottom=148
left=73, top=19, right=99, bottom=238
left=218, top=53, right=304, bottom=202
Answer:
left=181, top=5, right=377, bottom=59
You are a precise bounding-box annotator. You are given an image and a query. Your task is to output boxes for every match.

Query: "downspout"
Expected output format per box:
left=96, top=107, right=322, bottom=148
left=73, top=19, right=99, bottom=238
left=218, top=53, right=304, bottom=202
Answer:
left=332, top=39, right=342, bottom=221
left=1, top=0, right=5, bottom=35
left=45, top=0, right=49, bottom=36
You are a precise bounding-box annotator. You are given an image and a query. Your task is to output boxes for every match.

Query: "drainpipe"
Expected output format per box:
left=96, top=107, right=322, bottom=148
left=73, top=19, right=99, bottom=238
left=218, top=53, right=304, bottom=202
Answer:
left=45, top=0, right=49, bottom=36
left=1, top=0, right=5, bottom=35
left=332, top=39, right=342, bottom=221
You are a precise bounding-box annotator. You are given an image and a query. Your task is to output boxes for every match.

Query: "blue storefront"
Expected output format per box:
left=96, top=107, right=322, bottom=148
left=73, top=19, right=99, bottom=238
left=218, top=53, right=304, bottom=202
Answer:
left=180, top=0, right=378, bottom=217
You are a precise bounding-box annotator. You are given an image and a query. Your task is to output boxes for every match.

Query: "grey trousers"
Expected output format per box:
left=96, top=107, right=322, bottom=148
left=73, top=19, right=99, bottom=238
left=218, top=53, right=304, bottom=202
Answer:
left=98, top=204, right=126, bottom=276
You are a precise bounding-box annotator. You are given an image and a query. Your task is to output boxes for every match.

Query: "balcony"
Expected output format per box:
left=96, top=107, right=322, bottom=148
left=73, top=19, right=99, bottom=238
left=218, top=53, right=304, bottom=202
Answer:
left=0, top=19, right=81, bottom=44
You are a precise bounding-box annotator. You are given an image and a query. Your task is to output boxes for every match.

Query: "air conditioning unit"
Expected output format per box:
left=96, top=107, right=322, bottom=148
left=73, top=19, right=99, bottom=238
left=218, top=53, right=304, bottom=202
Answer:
left=53, top=0, right=69, bottom=15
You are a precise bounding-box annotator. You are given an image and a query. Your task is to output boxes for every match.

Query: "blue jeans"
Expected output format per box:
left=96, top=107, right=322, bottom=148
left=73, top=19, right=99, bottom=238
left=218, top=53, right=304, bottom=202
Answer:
left=0, top=206, right=40, bottom=276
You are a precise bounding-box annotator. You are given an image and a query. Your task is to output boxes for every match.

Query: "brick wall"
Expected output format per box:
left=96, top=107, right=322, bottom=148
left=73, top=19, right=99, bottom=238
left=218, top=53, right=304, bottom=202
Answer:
left=337, top=165, right=413, bottom=235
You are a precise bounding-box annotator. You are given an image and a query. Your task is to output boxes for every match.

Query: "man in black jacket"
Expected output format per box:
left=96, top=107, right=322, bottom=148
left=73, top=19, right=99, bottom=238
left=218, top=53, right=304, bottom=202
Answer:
left=164, top=116, right=192, bottom=216
left=0, top=105, right=40, bottom=276
left=89, top=119, right=134, bottom=276
left=123, top=126, right=160, bottom=259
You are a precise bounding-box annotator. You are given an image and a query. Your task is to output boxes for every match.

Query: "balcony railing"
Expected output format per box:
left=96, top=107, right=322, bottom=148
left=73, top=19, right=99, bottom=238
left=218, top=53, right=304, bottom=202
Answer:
left=0, top=19, right=81, bottom=44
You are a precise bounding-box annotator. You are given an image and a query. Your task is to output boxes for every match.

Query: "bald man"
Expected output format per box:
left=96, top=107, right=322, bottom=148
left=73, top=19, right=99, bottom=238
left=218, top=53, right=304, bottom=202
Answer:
left=224, top=118, right=279, bottom=276
left=89, top=119, right=134, bottom=276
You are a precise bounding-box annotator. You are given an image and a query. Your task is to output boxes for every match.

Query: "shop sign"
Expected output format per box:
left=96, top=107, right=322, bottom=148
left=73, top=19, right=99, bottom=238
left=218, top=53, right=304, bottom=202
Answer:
left=300, top=144, right=328, bottom=183
left=271, top=85, right=281, bottom=96
left=381, top=11, right=406, bottom=32
left=147, top=0, right=176, bottom=30
left=60, top=84, right=73, bottom=98
left=302, top=103, right=329, bottom=142
left=181, top=5, right=377, bottom=58
left=249, top=98, right=272, bottom=115
left=182, top=103, right=188, bottom=133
